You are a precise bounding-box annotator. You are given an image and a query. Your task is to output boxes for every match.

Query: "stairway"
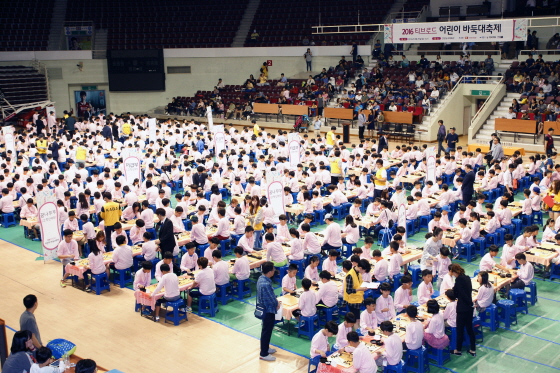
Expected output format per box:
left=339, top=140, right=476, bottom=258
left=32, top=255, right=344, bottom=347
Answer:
left=231, top=0, right=261, bottom=48
left=92, top=29, right=108, bottom=59
left=47, top=0, right=68, bottom=50
left=369, top=0, right=407, bottom=45
left=473, top=92, right=516, bottom=143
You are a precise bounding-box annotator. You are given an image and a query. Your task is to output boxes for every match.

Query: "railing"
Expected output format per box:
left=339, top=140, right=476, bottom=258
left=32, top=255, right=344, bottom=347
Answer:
left=468, top=76, right=506, bottom=142
left=31, top=59, right=50, bottom=102
left=409, top=50, right=501, bottom=56
left=519, top=49, right=560, bottom=56
left=470, top=76, right=505, bottom=124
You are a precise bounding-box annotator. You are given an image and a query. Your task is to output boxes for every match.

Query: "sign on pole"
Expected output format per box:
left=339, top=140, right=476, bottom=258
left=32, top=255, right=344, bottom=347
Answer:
left=3, top=126, right=15, bottom=154
left=426, top=146, right=436, bottom=185
left=213, top=124, right=225, bottom=155
left=385, top=18, right=527, bottom=43
left=206, top=106, right=214, bottom=130
left=123, top=156, right=141, bottom=185
left=398, top=204, right=407, bottom=242
left=267, top=180, right=285, bottom=223
left=148, top=118, right=157, bottom=143
left=288, top=139, right=300, bottom=168
left=38, top=201, right=60, bottom=261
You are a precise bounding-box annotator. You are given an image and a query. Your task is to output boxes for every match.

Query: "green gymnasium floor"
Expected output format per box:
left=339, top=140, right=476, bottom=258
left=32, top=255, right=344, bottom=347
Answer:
left=4, top=194, right=560, bottom=373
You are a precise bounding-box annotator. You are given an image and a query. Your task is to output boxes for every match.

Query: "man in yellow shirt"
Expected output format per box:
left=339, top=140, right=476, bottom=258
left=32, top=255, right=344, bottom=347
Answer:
left=326, top=126, right=336, bottom=150
left=100, top=192, right=122, bottom=251
left=75, top=142, right=87, bottom=167
left=252, top=119, right=261, bottom=136
left=35, top=135, right=48, bottom=163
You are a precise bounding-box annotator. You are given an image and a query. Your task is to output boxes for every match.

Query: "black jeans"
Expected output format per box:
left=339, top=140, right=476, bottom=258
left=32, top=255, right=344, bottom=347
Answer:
left=456, top=310, right=476, bottom=352
left=437, top=140, right=445, bottom=156
left=105, top=225, right=115, bottom=252
left=358, top=126, right=365, bottom=138
left=306, top=61, right=312, bottom=71
left=260, top=312, right=275, bottom=357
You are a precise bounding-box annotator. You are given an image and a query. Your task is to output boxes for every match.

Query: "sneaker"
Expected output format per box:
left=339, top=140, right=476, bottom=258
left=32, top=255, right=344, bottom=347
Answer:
left=85, top=286, right=92, bottom=293
left=186, top=306, right=193, bottom=313
left=179, top=307, right=186, bottom=313
left=60, top=280, right=66, bottom=288
left=453, top=253, right=460, bottom=260
left=259, top=355, right=276, bottom=361
left=154, top=316, right=160, bottom=322
left=268, top=348, right=277, bottom=355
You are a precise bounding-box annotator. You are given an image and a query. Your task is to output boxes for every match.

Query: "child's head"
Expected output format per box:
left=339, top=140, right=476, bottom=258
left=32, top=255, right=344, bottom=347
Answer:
left=488, top=245, right=499, bottom=257
left=328, top=249, right=339, bottom=260
left=405, top=305, right=418, bottom=319
left=323, top=320, right=339, bottom=337
left=344, top=312, right=357, bottom=328
left=515, top=252, right=527, bottom=265
left=426, top=299, right=440, bottom=314
left=445, top=289, right=456, bottom=302
left=301, top=277, right=312, bottom=291
left=364, top=297, right=376, bottom=312
left=380, top=320, right=394, bottom=335
left=309, top=255, right=320, bottom=267
left=288, top=263, right=298, bottom=277
left=35, top=346, right=54, bottom=366
left=62, top=229, right=73, bottom=242
left=141, top=261, right=153, bottom=273
left=389, top=241, right=399, bottom=253
left=372, top=249, right=382, bottom=260
left=379, top=282, right=391, bottom=296
left=421, top=269, right=433, bottom=283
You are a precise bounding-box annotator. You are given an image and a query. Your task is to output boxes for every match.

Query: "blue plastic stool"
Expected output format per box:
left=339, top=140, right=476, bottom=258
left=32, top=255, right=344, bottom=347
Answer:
left=297, top=314, right=319, bottom=340
left=219, top=239, right=231, bottom=256
left=405, top=346, right=429, bottom=373
left=384, top=360, right=405, bottom=373
left=501, top=224, right=515, bottom=237
left=231, top=234, right=243, bottom=247
left=418, top=215, right=430, bottom=231
left=1, top=212, right=16, bottom=228
left=331, top=204, right=344, bottom=220
left=111, top=267, right=132, bottom=288
left=511, top=219, right=522, bottom=237
left=525, top=281, right=537, bottom=306
left=532, top=210, right=543, bottom=225
left=377, top=229, right=392, bottom=247
left=427, top=346, right=450, bottom=367
left=406, top=219, right=417, bottom=236
left=234, top=278, right=252, bottom=300
left=319, top=305, right=339, bottom=325
left=409, top=265, right=422, bottom=287
left=216, top=283, right=234, bottom=305
left=146, top=228, right=157, bottom=240
left=495, top=228, right=506, bottom=247
left=457, top=242, right=475, bottom=262
left=485, top=232, right=499, bottom=246
left=472, top=316, right=484, bottom=342
left=197, top=243, right=210, bottom=257
left=198, top=293, right=219, bottom=317
left=315, top=209, right=327, bottom=224
left=164, top=298, right=187, bottom=326
left=273, top=264, right=290, bottom=283
left=520, top=214, right=532, bottom=228
left=290, top=259, right=306, bottom=279
left=478, top=304, right=499, bottom=332
left=392, top=273, right=404, bottom=292
left=91, top=273, right=110, bottom=295
left=550, top=263, right=560, bottom=281
left=472, top=237, right=486, bottom=257
left=497, top=299, right=517, bottom=328
left=509, top=289, right=528, bottom=314
left=342, top=242, right=355, bottom=258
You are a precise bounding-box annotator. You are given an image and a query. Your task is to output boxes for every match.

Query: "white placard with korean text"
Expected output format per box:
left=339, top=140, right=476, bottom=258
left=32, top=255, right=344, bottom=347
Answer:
left=206, top=106, right=214, bottom=130
left=148, top=118, right=157, bottom=143
left=384, top=19, right=527, bottom=43
left=2, top=126, right=15, bottom=154
left=38, top=201, right=61, bottom=261
left=288, top=140, right=300, bottom=168
left=213, top=125, right=225, bottom=155
left=267, top=180, right=285, bottom=223
left=123, top=156, right=141, bottom=185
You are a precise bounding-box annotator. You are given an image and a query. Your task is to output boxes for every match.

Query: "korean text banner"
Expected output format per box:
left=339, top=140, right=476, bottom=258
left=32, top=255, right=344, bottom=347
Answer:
left=384, top=19, right=527, bottom=43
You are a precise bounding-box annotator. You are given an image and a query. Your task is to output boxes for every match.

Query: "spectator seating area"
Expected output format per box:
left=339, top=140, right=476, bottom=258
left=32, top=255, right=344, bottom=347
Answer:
left=0, top=0, right=54, bottom=51
left=0, top=66, right=49, bottom=105
left=65, top=0, right=248, bottom=49
left=504, top=58, right=560, bottom=122
left=244, top=0, right=388, bottom=47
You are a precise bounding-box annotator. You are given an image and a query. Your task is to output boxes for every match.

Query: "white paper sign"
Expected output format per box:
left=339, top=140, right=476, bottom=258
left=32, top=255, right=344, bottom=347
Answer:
left=426, top=156, right=436, bottom=185
left=288, top=140, right=300, bottom=168
left=206, top=106, right=214, bottom=130
left=123, top=156, right=141, bottom=185
left=3, top=126, right=15, bottom=154
left=213, top=124, right=225, bottom=155
left=38, top=202, right=61, bottom=261
left=267, top=180, right=285, bottom=222
left=398, top=204, right=407, bottom=242
left=148, top=118, right=157, bottom=143
left=384, top=18, right=527, bottom=43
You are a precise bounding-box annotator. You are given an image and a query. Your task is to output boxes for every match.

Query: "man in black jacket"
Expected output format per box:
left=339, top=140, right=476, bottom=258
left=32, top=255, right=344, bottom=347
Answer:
left=192, top=166, right=208, bottom=191
left=155, top=208, right=175, bottom=255
left=462, top=164, right=475, bottom=204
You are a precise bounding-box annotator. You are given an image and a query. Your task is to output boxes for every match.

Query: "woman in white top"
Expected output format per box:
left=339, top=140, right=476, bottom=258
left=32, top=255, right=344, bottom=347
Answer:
left=424, top=299, right=450, bottom=349
left=341, top=216, right=360, bottom=245
left=474, top=271, right=494, bottom=313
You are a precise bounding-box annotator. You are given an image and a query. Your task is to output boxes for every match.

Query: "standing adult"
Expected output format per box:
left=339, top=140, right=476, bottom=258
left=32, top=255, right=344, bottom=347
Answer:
left=326, top=126, right=336, bottom=150
left=421, top=227, right=443, bottom=271
left=35, top=134, right=48, bottom=163
left=48, top=135, right=59, bottom=163
left=65, top=112, right=76, bottom=135
left=445, top=127, right=458, bottom=153
left=193, top=166, right=208, bottom=191
left=155, top=207, right=175, bottom=255
left=101, top=122, right=113, bottom=146
left=256, top=261, right=279, bottom=361
left=329, top=150, right=344, bottom=185
left=378, top=132, right=388, bottom=154
left=357, top=110, right=366, bottom=139
left=20, top=294, right=42, bottom=348
left=351, top=41, right=358, bottom=63
left=304, top=48, right=313, bottom=71
left=437, top=120, right=446, bottom=156
left=462, top=164, right=475, bottom=203
left=450, top=264, right=476, bottom=357
left=489, top=138, right=504, bottom=165
left=99, top=192, right=122, bottom=251
left=545, top=127, right=555, bottom=156
left=372, top=159, right=387, bottom=200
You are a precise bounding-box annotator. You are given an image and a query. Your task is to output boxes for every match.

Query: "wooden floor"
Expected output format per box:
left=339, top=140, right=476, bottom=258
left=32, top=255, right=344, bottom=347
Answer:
left=0, top=240, right=309, bottom=372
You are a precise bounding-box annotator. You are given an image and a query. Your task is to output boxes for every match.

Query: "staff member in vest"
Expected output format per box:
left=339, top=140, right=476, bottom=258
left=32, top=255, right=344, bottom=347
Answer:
left=329, top=150, right=345, bottom=185
left=75, top=141, right=87, bottom=167
left=99, top=192, right=122, bottom=251
left=35, top=135, right=48, bottom=163
left=373, top=159, right=387, bottom=200
left=342, top=259, right=371, bottom=321
left=252, top=119, right=260, bottom=136
left=326, top=126, right=336, bottom=150
left=121, top=121, right=132, bottom=142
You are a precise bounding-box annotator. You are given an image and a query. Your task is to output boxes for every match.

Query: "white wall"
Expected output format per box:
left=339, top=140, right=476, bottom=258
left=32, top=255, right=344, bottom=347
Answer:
left=429, top=0, right=502, bottom=18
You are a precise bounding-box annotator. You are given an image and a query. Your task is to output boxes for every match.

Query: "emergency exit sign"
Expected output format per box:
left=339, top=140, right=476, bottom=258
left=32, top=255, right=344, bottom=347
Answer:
left=471, top=90, right=490, bottom=96
left=81, top=85, right=97, bottom=90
